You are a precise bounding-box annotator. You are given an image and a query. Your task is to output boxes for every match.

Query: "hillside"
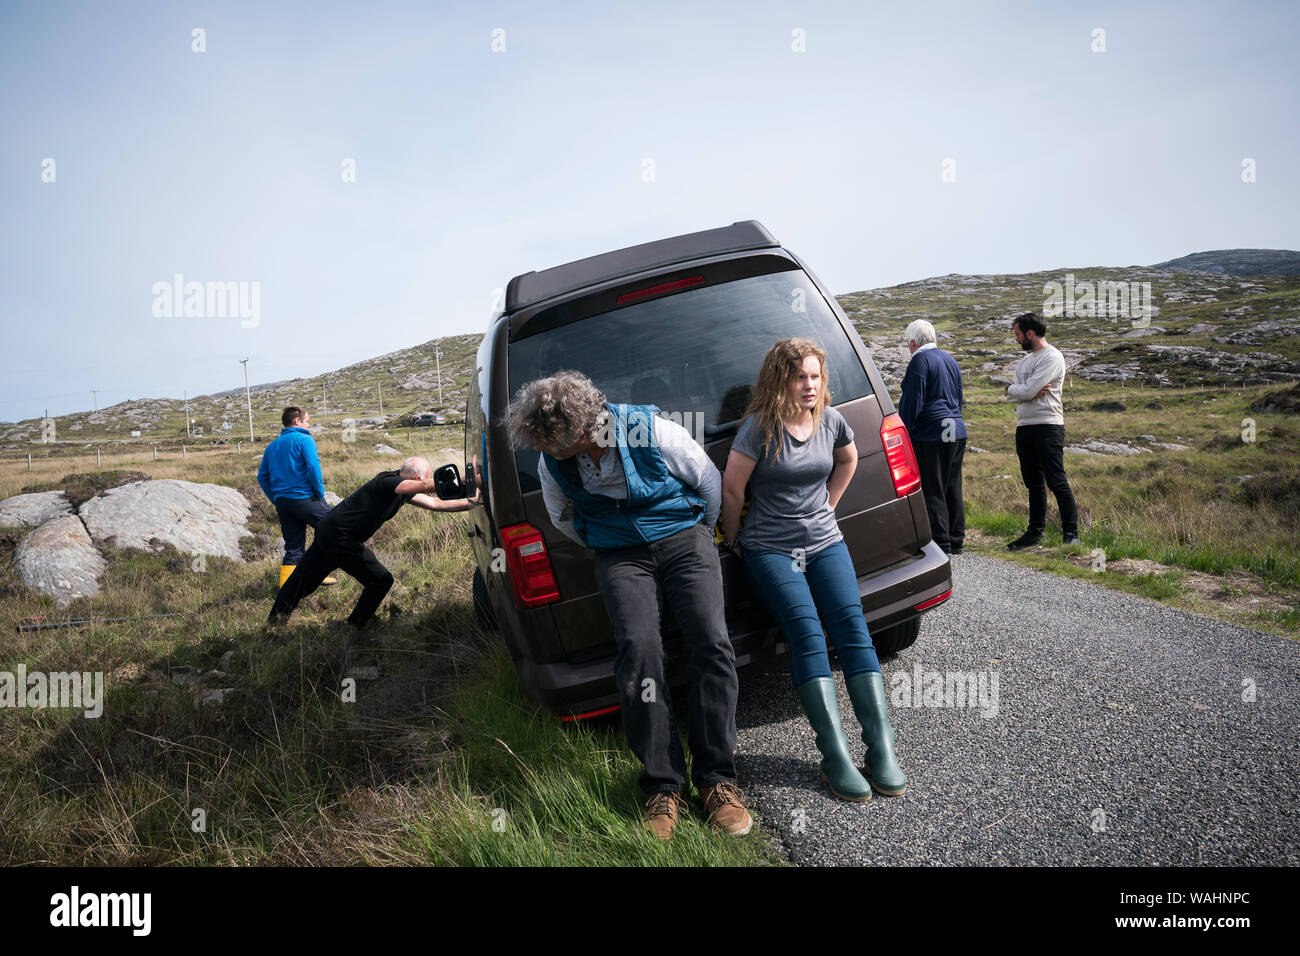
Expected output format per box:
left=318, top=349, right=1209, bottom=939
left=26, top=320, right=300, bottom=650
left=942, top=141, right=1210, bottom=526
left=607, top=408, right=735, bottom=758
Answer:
left=1151, top=249, right=1300, bottom=277
left=3, top=261, right=1298, bottom=446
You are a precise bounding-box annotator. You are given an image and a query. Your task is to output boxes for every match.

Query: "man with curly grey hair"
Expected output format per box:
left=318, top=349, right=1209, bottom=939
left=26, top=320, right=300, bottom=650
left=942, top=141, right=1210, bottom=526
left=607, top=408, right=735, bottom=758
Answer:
left=507, top=370, right=750, bottom=841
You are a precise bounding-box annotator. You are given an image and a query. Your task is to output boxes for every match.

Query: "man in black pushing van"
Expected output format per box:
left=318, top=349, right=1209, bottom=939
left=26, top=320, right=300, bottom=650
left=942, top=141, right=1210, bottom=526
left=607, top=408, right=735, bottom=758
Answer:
left=268, top=456, right=473, bottom=633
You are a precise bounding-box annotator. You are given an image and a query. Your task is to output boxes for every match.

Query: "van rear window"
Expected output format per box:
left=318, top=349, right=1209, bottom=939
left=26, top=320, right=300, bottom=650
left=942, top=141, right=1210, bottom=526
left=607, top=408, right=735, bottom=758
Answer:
left=508, top=269, right=873, bottom=488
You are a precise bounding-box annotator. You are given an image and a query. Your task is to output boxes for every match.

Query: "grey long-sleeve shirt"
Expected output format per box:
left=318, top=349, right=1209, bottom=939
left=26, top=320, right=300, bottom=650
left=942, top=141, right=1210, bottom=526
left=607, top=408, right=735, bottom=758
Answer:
left=1005, top=343, right=1066, bottom=426
left=537, top=415, right=721, bottom=548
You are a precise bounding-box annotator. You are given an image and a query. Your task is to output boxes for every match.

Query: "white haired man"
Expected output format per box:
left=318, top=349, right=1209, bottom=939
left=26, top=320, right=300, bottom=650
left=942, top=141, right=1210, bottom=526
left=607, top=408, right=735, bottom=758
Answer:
left=268, top=457, right=471, bottom=633
left=505, top=370, right=751, bottom=841
left=899, top=319, right=967, bottom=555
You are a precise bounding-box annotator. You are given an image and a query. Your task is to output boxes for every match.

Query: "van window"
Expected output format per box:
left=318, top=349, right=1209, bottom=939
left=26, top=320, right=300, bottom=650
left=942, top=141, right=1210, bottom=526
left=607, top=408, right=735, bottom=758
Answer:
left=508, top=269, right=873, bottom=488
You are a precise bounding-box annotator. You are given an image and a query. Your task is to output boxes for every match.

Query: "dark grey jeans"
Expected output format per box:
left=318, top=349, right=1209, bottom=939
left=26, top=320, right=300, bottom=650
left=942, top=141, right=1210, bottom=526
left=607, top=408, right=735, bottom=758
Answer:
left=592, top=521, right=739, bottom=795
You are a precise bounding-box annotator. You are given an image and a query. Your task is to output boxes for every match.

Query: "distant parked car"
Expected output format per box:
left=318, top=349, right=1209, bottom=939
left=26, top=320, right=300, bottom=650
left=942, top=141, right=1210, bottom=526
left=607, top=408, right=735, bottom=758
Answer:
left=412, top=412, right=446, bottom=427
left=446, top=220, right=952, bottom=720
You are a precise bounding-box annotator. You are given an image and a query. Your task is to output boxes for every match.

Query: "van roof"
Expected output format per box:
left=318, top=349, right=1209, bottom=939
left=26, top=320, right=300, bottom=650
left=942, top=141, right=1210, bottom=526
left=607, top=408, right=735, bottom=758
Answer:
left=504, top=220, right=779, bottom=313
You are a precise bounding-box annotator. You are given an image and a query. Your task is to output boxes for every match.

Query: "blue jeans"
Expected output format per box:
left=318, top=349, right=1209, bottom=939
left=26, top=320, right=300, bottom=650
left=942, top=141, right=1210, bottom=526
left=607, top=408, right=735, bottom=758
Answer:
left=740, top=538, right=881, bottom=686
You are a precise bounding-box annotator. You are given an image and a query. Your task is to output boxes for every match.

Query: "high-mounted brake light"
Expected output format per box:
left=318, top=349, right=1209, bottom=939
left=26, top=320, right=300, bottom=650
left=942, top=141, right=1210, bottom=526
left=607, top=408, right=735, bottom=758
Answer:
left=880, top=413, right=922, bottom=497
left=500, top=523, right=560, bottom=608
left=614, top=275, right=705, bottom=304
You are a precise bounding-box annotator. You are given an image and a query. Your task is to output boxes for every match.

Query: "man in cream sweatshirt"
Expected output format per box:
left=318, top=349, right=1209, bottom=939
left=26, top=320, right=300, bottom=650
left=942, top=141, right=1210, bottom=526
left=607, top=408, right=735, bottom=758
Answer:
left=1002, top=312, right=1079, bottom=549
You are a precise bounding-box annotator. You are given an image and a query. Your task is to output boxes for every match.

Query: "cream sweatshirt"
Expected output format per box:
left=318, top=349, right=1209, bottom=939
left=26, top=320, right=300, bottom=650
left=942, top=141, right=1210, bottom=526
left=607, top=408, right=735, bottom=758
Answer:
left=1005, top=343, right=1066, bottom=426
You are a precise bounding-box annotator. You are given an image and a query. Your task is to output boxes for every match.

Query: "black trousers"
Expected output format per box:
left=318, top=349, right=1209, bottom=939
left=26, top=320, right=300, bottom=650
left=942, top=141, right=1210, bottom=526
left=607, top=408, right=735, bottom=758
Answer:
left=1015, top=424, right=1079, bottom=537
left=268, top=531, right=394, bottom=627
left=914, top=438, right=966, bottom=552
left=592, top=522, right=739, bottom=796
left=274, top=496, right=333, bottom=564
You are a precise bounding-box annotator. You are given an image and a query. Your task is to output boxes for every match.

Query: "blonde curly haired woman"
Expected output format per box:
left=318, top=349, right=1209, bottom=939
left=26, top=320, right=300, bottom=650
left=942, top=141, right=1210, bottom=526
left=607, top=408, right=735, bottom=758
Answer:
left=720, top=338, right=907, bottom=801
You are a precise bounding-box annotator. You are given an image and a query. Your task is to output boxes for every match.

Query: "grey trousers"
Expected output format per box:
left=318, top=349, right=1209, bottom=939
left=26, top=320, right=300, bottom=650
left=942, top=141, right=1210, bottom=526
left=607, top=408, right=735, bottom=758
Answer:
left=592, top=521, right=740, bottom=795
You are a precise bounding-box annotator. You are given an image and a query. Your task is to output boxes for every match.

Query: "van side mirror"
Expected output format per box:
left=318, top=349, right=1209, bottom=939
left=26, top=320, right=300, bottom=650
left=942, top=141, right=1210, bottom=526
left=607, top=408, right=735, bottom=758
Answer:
left=434, top=463, right=466, bottom=499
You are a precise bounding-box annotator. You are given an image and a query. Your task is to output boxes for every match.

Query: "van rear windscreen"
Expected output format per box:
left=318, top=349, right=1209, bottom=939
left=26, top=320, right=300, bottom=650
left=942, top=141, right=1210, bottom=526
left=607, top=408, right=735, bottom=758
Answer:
left=508, top=268, right=873, bottom=490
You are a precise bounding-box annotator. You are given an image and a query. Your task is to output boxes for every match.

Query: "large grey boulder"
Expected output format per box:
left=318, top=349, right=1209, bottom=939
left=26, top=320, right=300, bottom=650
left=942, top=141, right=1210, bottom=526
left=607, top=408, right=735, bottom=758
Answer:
left=0, top=491, right=72, bottom=528
left=15, top=515, right=105, bottom=606
left=79, top=479, right=252, bottom=561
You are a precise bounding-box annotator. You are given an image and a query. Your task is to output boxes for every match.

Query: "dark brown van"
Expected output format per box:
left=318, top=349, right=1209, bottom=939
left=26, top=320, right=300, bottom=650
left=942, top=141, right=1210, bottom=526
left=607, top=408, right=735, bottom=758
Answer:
left=454, top=220, right=952, bottom=719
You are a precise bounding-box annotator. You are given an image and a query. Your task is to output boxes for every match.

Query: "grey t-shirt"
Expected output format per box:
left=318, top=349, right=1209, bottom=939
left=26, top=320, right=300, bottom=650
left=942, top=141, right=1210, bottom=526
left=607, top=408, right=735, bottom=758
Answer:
left=730, top=405, right=854, bottom=555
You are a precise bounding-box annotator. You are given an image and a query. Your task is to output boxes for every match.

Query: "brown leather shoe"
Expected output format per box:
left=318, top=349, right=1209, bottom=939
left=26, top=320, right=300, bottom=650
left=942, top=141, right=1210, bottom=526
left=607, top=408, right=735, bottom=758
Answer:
left=642, top=791, right=685, bottom=841
left=700, top=781, right=753, bottom=836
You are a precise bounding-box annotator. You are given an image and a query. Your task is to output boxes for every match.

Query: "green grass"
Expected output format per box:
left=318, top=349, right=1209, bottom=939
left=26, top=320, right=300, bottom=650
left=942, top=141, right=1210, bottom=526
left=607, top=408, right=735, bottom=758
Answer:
left=391, top=645, right=781, bottom=866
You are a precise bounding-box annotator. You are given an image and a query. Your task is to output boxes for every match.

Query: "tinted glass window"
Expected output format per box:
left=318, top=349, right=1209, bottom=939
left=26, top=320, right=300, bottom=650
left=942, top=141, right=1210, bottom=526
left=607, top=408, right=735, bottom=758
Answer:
left=508, top=268, right=873, bottom=487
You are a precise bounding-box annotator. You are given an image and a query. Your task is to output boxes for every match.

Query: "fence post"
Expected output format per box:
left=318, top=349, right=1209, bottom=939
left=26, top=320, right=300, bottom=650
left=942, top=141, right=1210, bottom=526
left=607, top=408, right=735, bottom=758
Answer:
left=153, top=445, right=158, bottom=461
left=27, top=453, right=32, bottom=471
left=96, top=448, right=101, bottom=467
left=182, top=445, right=187, bottom=461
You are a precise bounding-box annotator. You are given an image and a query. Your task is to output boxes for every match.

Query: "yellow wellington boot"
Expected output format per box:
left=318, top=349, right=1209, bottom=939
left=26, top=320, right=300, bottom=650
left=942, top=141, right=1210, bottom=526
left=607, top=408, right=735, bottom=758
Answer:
left=279, top=565, right=295, bottom=588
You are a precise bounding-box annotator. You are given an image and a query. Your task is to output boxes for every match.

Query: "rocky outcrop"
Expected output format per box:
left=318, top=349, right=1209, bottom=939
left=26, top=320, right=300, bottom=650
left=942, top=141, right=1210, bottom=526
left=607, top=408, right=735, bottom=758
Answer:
left=0, top=491, right=72, bottom=528
left=14, top=515, right=106, bottom=606
left=78, top=479, right=252, bottom=561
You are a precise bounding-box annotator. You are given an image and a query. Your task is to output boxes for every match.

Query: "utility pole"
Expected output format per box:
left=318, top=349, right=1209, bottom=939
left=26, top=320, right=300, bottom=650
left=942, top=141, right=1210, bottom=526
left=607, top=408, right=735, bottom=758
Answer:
left=240, top=358, right=253, bottom=442
left=184, top=390, right=191, bottom=437
left=378, top=381, right=383, bottom=417
left=434, top=345, right=444, bottom=409
left=91, top=390, right=99, bottom=411
left=321, top=382, right=327, bottom=427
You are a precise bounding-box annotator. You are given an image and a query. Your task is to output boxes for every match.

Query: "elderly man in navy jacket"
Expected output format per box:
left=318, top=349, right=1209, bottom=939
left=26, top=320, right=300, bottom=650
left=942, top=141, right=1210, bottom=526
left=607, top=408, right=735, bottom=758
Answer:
left=898, top=320, right=967, bottom=555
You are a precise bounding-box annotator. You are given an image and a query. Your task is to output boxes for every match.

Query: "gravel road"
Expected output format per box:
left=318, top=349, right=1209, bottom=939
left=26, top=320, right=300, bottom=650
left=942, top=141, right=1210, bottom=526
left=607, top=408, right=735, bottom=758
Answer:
left=734, top=553, right=1300, bottom=865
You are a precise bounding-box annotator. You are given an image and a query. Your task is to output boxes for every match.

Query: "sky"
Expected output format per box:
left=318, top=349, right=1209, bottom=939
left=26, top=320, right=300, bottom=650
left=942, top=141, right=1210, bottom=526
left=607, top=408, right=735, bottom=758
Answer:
left=1, top=0, right=1296, bottom=421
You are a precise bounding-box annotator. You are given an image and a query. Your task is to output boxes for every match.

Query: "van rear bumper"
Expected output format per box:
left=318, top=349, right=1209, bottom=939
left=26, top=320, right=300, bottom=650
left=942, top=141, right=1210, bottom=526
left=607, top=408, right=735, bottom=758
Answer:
left=860, top=538, right=953, bottom=631
left=512, top=540, right=953, bottom=720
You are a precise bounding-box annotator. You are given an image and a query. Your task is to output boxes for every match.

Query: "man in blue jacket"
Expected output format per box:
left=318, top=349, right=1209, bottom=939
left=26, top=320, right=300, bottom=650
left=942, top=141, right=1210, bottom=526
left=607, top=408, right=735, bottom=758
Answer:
left=257, top=406, right=336, bottom=588
left=899, top=320, right=968, bottom=555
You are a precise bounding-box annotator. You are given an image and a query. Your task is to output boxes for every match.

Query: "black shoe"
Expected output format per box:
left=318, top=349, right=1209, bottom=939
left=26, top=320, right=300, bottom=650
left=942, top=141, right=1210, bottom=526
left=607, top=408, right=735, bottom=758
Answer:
left=1061, top=533, right=1080, bottom=545
left=1007, top=533, right=1043, bottom=551
left=950, top=545, right=964, bottom=555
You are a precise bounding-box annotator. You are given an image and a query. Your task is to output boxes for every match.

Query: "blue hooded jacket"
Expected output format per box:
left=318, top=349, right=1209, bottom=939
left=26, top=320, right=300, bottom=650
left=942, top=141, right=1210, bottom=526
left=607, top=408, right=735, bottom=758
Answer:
left=257, top=427, right=326, bottom=501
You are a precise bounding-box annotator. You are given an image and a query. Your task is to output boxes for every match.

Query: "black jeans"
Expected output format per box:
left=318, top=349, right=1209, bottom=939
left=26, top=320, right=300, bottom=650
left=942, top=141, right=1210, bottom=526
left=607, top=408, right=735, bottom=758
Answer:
left=274, top=496, right=334, bottom=564
left=1015, top=424, right=1078, bottom=537
left=914, top=438, right=966, bottom=552
left=592, top=521, right=739, bottom=796
left=269, top=530, right=394, bottom=627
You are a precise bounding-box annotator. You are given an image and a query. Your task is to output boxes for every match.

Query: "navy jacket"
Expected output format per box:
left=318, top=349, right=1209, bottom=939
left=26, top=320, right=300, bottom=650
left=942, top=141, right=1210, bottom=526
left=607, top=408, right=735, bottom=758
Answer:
left=899, top=344, right=967, bottom=443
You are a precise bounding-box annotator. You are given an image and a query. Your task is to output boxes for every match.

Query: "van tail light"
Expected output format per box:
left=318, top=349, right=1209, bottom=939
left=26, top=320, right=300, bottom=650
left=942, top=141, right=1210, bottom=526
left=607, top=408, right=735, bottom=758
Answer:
left=880, top=413, right=922, bottom=497
left=914, top=588, right=952, bottom=611
left=500, top=523, right=560, bottom=608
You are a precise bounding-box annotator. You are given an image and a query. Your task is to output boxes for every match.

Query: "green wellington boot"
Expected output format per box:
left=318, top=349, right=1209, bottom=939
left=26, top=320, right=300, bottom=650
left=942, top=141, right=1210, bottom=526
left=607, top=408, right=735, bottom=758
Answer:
left=844, top=670, right=908, bottom=796
left=794, top=678, right=872, bottom=802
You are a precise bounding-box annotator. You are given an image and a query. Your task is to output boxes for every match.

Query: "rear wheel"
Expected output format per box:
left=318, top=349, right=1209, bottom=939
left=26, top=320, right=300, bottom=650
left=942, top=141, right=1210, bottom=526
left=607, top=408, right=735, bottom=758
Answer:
left=472, top=568, right=498, bottom=631
left=871, top=617, right=920, bottom=656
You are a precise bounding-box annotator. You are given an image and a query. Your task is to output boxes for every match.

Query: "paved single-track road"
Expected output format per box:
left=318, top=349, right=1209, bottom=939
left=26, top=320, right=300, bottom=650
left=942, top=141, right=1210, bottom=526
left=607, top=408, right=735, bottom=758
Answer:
left=734, top=553, right=1299, bottom=865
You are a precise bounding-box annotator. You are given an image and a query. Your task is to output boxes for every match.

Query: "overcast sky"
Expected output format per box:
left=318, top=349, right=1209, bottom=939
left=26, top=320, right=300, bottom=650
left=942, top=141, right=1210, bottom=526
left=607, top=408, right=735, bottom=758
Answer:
left=2, top=0, right=1296, bottom=421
